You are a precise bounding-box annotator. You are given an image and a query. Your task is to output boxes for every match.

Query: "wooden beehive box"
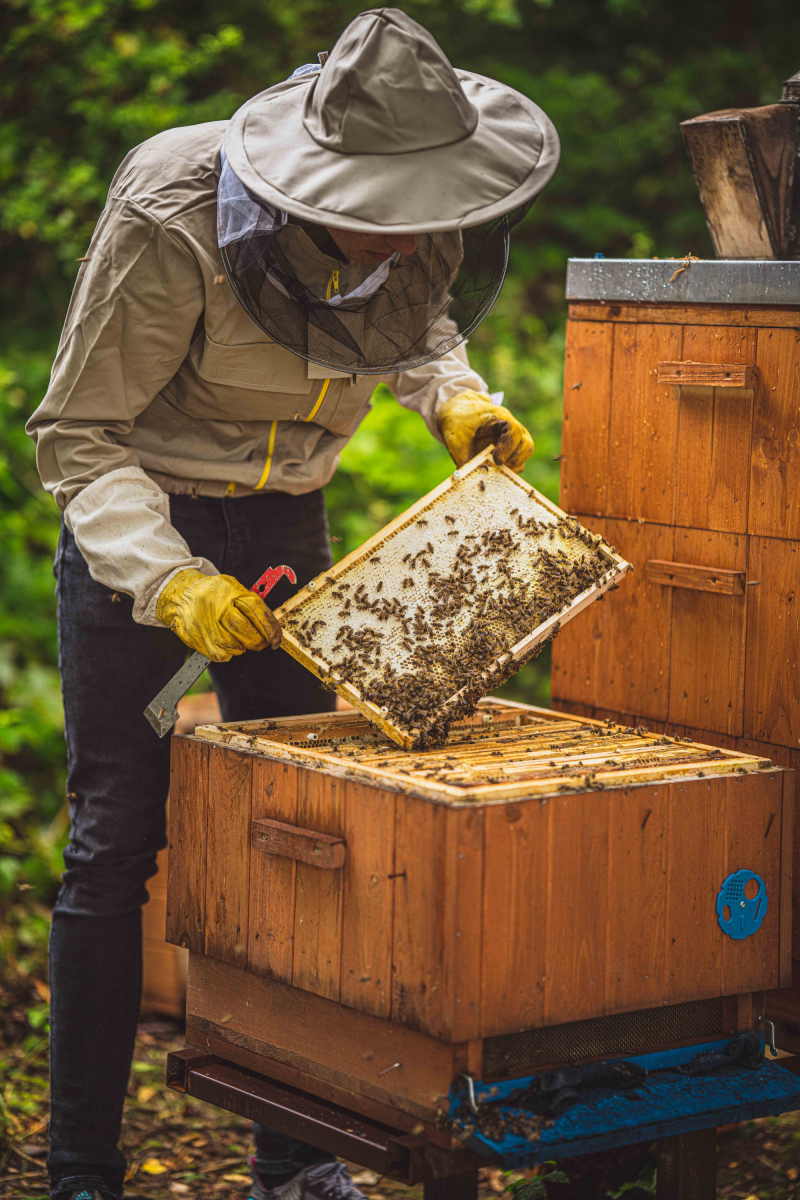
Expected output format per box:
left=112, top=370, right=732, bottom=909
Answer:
left=556, top=257, right=800, bottom=1049
left=167, top=700, right=792, bottom=1129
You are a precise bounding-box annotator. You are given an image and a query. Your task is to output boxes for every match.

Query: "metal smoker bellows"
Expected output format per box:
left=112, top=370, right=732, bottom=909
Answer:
left=273, top=448, right=631, bottom=749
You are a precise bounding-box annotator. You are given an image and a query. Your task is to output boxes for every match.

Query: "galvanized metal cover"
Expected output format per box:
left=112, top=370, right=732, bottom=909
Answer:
left=566, top=257, right=800, bottom=305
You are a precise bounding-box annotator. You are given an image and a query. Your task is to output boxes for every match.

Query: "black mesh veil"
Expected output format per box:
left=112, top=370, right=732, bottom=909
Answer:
left=219, top=198, right=533, bottom=376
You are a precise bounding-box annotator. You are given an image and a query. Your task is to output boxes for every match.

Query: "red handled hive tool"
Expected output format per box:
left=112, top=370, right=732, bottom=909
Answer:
left=144, top=565, right=296, bottom=737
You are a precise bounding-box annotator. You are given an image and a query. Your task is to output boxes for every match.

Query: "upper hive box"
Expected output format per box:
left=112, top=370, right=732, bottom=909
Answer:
left=167, top=701, right=792, bottom=1050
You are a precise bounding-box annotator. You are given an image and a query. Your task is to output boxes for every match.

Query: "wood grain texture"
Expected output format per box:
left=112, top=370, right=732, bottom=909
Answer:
left=184, top=1024, right=455, bottom=1142
left=572, top=519, right=674, bottom=721
left=646, top=560, right=745, bottom=594
left=204, top=745, right=252, bottom=967
left=340, top=781, right=394, bottom=1018
left=765, top=964, right=800, bottom=1055
left=549, top=517, right=608, bottom=712
left=392, top=796, right=448, bottom=1036
left=545, top=792, right=608, bottom=1024
left=568, top=302, right=800, bottom=330
left=607, top=323, right=682, bottom=523
left=673, top=327, right=756, bottom=533
left=560, top=320, right=614, bottom=516
left=390, top=802, right=484, bottom=1042
left=666, top=725, right=736, bottom=748
left=658, top=361, right=757, bottom=387
left=251, top=817, right=345, bottom=869
left=723, top=992, right=755, bottom=1035
left=552, top=518, right=674, bottom=719
left=734, top=738, right=794, bottom=767
left=186, top=953, right=458, bottom=1122
left=749, top=328, right=800, bottom=540
left=481, top=799, right=548, bottom=1036
left=721, top=771, right=783, bottom=995
left=166, top=736, right=208, bottom=951
left=743, top=536, right=800, bottom=748
left=293, top=772, right=345, bottom=1000
left=682, top=104, right=798, bottom=259
left=442, top=806, right=484, bottom=1043
left=248, top=760, right=298, bottom=982
left=667, top=529, right=748, bottom=735
left=606, top=787, right=669, bottom=1013
left=665, top=780, right=723, bottom=1003
left=780, top=770, right=795, bottom=986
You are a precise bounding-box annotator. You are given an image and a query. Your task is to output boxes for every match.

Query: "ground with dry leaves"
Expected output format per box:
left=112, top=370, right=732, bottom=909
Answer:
left=2, top=968, right=800, bottom=1200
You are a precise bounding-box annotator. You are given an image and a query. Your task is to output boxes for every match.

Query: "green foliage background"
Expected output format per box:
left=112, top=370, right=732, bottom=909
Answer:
left=1, top=0, right=799, bottom=942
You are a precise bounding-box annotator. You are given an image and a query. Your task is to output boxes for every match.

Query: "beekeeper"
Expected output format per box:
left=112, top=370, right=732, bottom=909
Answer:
left=27, top=9, right=559, bottom=1200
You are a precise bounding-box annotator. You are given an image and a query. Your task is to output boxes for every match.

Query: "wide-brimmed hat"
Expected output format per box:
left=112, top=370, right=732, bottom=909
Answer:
left=223, top=7, right=560, bottom=234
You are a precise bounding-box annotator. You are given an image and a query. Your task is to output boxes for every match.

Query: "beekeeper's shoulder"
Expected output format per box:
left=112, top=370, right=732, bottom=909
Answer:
left=105, top=121, right=227, bottom=234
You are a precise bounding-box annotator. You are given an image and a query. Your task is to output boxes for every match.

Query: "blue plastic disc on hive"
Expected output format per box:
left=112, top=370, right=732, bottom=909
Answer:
left=716, top=869, right=767, bottom=940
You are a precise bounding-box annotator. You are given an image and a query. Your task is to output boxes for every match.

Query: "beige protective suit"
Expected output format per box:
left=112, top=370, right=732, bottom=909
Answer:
left=27, top=122, right=487, bottom=626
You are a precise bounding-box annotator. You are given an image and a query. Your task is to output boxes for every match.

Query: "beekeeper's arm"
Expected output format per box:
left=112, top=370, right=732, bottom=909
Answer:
left=27, top=199, right=278, bottom=659
left=387, top=343, right=534, bottom=472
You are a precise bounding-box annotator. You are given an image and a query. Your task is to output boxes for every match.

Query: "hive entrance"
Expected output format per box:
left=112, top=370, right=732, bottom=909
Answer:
left=275, top=449, right=630, bottom=749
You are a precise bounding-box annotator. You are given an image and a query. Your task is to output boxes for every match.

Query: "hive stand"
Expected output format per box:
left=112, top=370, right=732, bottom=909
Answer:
left=168, top=1046, right=721, bottom=1199
left=552, top=258, right=800, bottom=1053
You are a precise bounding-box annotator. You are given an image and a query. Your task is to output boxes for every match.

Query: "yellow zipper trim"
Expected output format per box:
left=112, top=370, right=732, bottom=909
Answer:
left=305, top=377, right=330, bottom=423
left=255, top=420, right=278, bottom=491
left=251, top=268, right=337, bottom=492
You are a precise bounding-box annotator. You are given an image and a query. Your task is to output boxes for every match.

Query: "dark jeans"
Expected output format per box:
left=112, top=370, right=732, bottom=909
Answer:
left=49, top=490, right=337, bottom=1199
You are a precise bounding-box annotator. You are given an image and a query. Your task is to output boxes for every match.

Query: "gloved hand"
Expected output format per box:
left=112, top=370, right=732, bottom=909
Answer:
left=437, top=389, right=534, bottom=472
left=156, top=569, right=282, bottom=662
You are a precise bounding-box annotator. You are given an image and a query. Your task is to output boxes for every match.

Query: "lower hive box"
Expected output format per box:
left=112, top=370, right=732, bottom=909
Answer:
left=167, top=700, right=793, bottom=1130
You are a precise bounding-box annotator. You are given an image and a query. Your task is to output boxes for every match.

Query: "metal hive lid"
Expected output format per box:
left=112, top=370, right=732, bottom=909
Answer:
left=271, top=448, right=630, bottom=749
left=193, top=701, right=773, bottom=806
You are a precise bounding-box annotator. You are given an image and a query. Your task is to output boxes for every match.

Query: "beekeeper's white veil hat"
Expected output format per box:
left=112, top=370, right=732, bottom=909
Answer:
left=219, top=8, right=560, bottom=373
left=224, top=7, right=559, bottom=233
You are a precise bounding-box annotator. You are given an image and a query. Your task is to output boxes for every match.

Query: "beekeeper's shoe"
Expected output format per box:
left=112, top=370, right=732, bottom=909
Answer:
left=249, top=1161, right=368, bottom=1200
left=58, top=1190, right=151, bottom=1200
left=303, top=1162, right=369, bottom=1200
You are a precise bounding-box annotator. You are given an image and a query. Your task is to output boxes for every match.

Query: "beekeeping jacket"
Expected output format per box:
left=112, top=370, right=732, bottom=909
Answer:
left=27, top=8, right=559, bottom=627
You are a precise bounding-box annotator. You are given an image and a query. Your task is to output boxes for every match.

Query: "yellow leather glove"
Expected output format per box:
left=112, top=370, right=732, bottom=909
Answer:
left=437, top=390, right=534, bottom=472
left=156, top=569, right=282, bottom=662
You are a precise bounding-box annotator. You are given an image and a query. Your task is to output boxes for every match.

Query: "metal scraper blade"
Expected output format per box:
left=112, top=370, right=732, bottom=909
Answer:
left=143, top=564, right=296, bottom=737
left=144, top=650, right=210, bottom=737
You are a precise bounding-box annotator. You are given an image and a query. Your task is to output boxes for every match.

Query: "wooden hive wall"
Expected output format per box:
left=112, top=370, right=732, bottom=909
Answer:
left=166, top=731, right=792, bottom=1043
left=553, top=298, right=800, bottom=1040
left=555, top=304, right=800, bottom=747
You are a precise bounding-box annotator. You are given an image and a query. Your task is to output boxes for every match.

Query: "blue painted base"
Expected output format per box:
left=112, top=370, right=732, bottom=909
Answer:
left=454, top=1060, right=800, bottom=1166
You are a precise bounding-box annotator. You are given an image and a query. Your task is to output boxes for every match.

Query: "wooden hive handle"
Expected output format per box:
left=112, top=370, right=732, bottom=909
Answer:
left=656, top=361, right=757, bottom=388
left=251, top=817, right=346, bottom=869
left=646, top=560, right=746, bottom=595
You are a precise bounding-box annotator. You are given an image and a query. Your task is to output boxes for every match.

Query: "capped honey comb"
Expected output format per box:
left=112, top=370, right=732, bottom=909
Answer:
left=274, top=448, right=630, bottom=749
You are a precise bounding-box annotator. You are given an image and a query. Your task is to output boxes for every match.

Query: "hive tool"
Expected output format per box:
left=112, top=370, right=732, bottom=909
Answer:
left=144, top=565, right=296, bottom=738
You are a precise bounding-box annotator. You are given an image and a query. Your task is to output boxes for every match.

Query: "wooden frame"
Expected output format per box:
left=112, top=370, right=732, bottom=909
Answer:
left=194, top=701, right=770, bottom=807
left=271, top=448, right=630, bottom=749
